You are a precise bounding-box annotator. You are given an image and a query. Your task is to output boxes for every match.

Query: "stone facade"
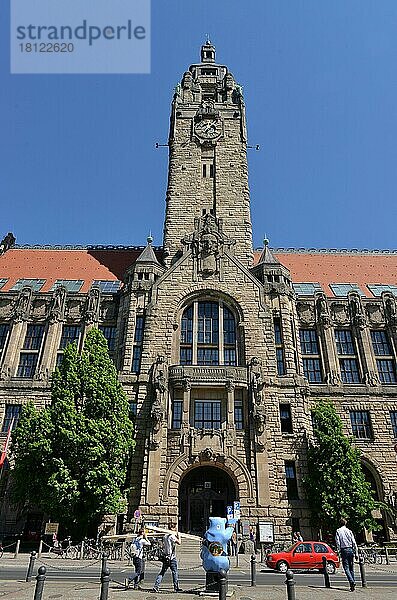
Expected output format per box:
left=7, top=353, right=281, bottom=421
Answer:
left=1, top=43, right=397, bottom=543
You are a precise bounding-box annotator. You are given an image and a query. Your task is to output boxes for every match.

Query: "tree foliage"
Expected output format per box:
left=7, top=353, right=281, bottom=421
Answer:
left=304, top=400, right=381, bottom=535
left=11, top=328, right=134, bottom=537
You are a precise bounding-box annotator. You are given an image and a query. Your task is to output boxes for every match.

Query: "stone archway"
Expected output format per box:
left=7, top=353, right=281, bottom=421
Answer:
left=361, top=461, right=389, bottom=543
left=178, top=465, right=236, bottom=534
left=163, top=453, right=255, bottom=504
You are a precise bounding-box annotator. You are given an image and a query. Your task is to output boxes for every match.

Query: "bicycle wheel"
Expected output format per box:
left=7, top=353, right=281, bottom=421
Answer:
left=0, top=547, right=3, bottom=559
left=376, top=552, right=383, bottom=564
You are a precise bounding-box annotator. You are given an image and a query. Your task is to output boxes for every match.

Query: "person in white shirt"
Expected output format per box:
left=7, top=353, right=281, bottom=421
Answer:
left=128, top=528, right=151, bottom=590
left=152, top=522, right=182, bottom=593
left=335, top=518, right=358, bottom=592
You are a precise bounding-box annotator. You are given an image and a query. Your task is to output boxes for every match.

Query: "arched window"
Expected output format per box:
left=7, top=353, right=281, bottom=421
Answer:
left=180, top=300, right=237, bottom=366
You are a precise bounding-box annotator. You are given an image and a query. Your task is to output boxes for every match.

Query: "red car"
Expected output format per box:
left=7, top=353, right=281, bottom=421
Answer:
left=266, top=541, right=340, bottom=574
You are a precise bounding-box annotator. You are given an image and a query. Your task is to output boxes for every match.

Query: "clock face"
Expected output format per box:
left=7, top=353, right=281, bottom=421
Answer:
left=194, top=119, right=222, bottom=141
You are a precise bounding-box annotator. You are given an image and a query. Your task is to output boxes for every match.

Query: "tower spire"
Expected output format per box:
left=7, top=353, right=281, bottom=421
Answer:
left=201, top=39, right=216, bottom=63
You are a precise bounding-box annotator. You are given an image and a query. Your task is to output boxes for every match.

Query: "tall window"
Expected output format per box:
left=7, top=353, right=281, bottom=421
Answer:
left=171, top=400, right=183, bottom=429
left=99, top=325, right=117, bottom=353
left=0, top=324, right=10, bottom=360
left=132, top=315, right=144, bottom=373
left=2, top=404, right=21, bottom=432
left=390, top=411, right=397, bottom=438
left=274, top=318, right=286, bottom=375
left=234, top=389, right=244, bottom=430
left=17, top=324, right=45, bottom=378
left=280, top=404, right=293, bottom=433
left=335, top=329, right=360, bottom=383
left=370, top=330, right=396, bottom=384
left=57, top=325, right=81, bottom=366
left=197, top=302, right=219, bottom=365
left=350, top=410, right=373, bottom=439
left=299, top=329, right=323, bottom=383
left=194, top=400, right=221, bottom=429
left=179, top=301, right=237, bottom=366
left=285, top=461, right=298, bottom=500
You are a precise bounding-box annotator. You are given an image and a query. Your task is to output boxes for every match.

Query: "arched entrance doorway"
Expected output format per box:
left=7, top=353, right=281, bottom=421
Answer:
left=361, top=464, right=388, bottom=543
left=179, top=466, right=236, bottom=534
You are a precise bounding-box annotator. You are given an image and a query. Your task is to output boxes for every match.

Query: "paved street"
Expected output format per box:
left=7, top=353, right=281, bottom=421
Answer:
left=0, top=552, right=396, bottom=599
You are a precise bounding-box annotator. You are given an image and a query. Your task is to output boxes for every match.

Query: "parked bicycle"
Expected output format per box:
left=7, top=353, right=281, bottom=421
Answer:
left=50, top=536, right=79, bottom=559
left=359, top=545, right=383, bottom=565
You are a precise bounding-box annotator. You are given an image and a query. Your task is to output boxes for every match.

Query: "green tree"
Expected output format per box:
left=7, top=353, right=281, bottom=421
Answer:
left=304, top=399, right=381, bottom=535
left=11, top=328, right=134, bottom=538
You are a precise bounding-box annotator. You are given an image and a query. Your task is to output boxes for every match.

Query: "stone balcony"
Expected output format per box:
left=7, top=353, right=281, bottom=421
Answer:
left=168, top=365, right=247, bottom=386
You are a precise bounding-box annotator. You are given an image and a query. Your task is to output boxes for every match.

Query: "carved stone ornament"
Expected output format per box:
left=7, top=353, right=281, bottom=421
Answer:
left=249, top=356, right=264, bottom=405
left=195, top=99, right=219, bottom=120
left=383, top=293, right=397, bottom=327
left=315, top=292, right=331, bottom=328
left=13, top=287, right=32, bottom=322
left=296, top=301, right=315, bottom=325
left=326, top=370, right=341, bottom=386
left=365, top=302, right=384, bottom=326
left=199, top=447, right=218, bottom=462
left=253, top=407, right=266, bottom=436
left=182, top=376, right=191, bottom=392
left=364, top=371, right=380, bottom=387
left=152, top=354, right=168, bottom=402
left=49, top=285, right=66, bottom=323
left=0, top=364, right=11, bottom=381
left=330, top=302, right=349, bottom=325
left=34, top=368, right=50, bottom=383
left=225, top=378, right=235, bottom=393
left=183, top=213, right=235, bottom=280
left=151, top=403, right=165, bottom=435
left=349, top=292, right=366, bottom=329
left=85, top=287, right=101, bottom=324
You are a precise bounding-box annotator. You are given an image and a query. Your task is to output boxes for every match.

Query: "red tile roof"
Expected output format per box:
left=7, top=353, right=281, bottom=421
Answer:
left=0, top=248, right=145, bottom=293
left=272, top=251, right=397, bottom=297
left=0, top=247, right=396, bottom=297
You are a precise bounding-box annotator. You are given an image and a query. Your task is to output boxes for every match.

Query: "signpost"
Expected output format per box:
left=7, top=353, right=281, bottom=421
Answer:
left=258, top=522, right=274, bottom=543
left=44, top=523, right=59, bottom=536
left=226, top=505, right=233, bottom=521
left=233, top=501, right=241, bottom=520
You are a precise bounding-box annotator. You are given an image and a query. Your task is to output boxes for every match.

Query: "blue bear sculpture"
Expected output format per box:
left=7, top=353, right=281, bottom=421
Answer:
left=201, top=517, right=236, bottom=573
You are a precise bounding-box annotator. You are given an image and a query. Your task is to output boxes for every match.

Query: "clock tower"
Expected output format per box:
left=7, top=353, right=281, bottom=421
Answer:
left=163, top=42, right=253, bottom=267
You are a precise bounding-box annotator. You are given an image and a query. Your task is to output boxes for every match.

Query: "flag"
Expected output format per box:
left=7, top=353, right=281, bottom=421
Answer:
left=0, top=417, right=15, bottom=468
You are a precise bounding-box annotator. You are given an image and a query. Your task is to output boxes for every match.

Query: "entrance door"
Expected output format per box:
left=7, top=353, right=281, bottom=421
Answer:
left=179, top=466, right=236, bottom=535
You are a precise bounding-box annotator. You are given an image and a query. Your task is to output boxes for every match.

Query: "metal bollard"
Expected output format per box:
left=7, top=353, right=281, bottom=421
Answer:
left=25, top=551, right=37, bottom=582
left=80, top=539, right=85, bottom=560
left=33, top=566, right=46, bottom=600
left=358, top=555, right=367, bottom=588
left=101, top=551, right=108, bottom=574
left=385, top=547, right=390, bottom=565
left=38, top=539, right=43, bottom=558
left=14, top=538, right=21, bottom=559
left=250, top=554, right=256, bottom=586
left=218, top=569, right=227, bottom=600
left=322, top=556, right=331, bottom=588
left=285, top=569, right=296, bottom=600
left=100, top=566, right=110, bottom=600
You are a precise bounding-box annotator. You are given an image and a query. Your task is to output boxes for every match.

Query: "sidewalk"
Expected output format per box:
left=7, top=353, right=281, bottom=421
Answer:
left=1, top=552, right=396, bottom=599
left=0, top=580, right=396, bottom=600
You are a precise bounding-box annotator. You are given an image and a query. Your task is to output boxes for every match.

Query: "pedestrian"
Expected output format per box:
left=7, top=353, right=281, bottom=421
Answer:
left=230, top=530, right=238, bottom=556
left=292, top=531, right=303, bottom=543
left=152, top=522, right=182, bottom=593
left=335, top=518, right=358, bottom=592
left=127, top=528, right=151, bottom=590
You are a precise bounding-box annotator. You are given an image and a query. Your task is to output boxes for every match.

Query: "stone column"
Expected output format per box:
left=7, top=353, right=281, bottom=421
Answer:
left=226, top=380, right=235, bottom=426
left=3, top=321, right=26, bottom=376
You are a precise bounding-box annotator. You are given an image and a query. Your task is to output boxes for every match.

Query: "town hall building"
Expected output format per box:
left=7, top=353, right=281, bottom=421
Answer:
left=1, top=43, right=397, bottom=544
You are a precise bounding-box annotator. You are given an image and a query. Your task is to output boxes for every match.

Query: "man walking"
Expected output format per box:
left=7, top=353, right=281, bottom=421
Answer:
left=127, top=528, right=151, bottom=590
left=152, top=522, right=182, bottom=593
left=335, top=518, right=358, bottom=592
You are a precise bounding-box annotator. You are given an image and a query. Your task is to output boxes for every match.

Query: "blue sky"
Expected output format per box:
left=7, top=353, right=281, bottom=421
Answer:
left=1, top=1, right=397, bottom=249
